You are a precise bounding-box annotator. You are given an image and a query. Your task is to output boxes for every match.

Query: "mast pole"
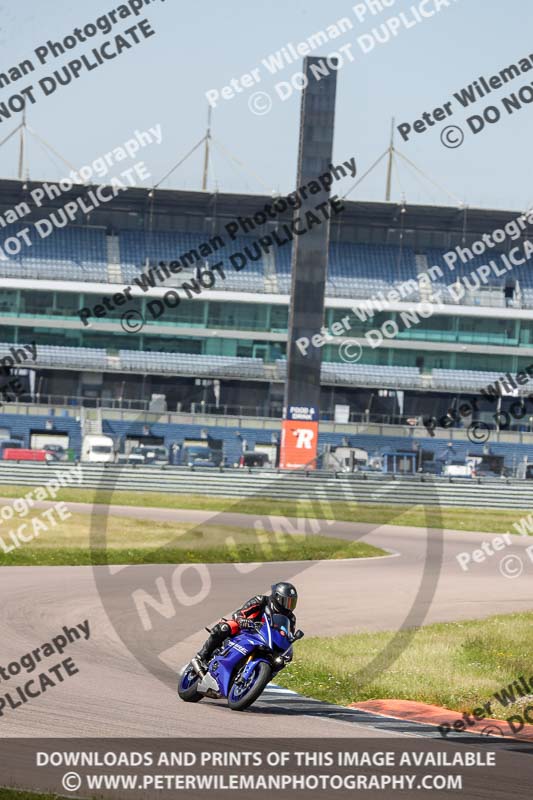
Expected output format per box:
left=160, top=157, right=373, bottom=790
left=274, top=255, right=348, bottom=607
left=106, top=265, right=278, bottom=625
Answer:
left=201, top=106, right=212, bottom=191
left=18, top=110, right=26, bottom=180
left=385, top=117, right=395, bottom=201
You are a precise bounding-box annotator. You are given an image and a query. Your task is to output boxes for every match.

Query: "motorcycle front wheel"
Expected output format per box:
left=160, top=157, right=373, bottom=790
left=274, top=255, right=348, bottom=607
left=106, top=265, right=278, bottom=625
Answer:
left=178, top=665, right=203, bottom=702
left=227, top=661, right=272, bottom=711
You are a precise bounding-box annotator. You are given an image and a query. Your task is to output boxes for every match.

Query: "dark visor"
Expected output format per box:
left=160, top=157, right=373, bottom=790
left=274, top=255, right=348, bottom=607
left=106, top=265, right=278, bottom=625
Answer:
left=279, top=595, right=297, bottom=611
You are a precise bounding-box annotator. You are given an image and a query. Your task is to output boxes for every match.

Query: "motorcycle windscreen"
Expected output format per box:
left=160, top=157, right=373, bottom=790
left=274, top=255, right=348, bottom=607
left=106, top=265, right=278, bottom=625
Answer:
left=271, top=613, right=291, bottom=633
left=269, top=614, right=292, bottom=649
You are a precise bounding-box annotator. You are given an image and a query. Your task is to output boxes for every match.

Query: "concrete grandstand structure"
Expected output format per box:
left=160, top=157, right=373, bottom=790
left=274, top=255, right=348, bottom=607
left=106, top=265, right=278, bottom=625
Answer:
left=1, top=177, right=533, bottom=472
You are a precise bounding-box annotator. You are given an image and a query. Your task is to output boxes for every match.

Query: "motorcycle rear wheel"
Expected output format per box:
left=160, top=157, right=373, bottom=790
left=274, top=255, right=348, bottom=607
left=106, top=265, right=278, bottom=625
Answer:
left=228, top=661, right=272, bottom=711
left=178, top=665, right=203, bottom=702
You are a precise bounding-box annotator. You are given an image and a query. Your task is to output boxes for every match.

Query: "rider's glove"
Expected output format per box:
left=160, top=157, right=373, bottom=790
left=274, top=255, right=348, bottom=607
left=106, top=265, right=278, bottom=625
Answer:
left=238, top=617, right=257, bottom=631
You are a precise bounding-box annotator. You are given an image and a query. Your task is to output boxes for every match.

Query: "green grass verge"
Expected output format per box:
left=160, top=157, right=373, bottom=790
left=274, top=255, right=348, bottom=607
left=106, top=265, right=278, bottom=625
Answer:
left=0, top=538, right=383, bottom=567
left=276, top=611, right=533, bottom=721
left=0, top=485, right=530, bottom=535
left=0, top=510, right=384, bottom=566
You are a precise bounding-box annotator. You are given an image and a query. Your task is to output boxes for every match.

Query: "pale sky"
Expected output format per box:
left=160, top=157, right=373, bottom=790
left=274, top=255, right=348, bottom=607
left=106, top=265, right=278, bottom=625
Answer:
left=0, top=0, right=531, bottom=211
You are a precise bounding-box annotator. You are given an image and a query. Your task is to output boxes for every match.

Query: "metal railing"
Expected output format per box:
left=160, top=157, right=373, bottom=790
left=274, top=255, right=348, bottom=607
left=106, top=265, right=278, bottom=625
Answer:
left=0, top=461, right=531, bottom=507
left=14, top=393, right=152, bottom=411
left=4, top=396, right=533, bottom=450
left=0, top=395, right=464, bottom=427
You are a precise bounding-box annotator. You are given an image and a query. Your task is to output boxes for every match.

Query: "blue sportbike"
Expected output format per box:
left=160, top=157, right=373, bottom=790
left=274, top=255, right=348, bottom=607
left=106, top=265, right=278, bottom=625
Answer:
left=178, top=611, right=304, bottom=711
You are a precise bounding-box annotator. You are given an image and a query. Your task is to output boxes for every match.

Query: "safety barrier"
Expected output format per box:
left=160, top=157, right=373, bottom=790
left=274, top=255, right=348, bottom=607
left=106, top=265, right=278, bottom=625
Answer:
left=0, top=462, right=530, bottom=509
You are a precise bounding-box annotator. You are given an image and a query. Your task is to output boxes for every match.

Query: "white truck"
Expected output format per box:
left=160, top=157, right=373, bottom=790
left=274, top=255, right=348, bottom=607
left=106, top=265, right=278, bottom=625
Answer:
left=81, top=434, right=115, bottom=463
left=442, top=461, right=475, bottom=478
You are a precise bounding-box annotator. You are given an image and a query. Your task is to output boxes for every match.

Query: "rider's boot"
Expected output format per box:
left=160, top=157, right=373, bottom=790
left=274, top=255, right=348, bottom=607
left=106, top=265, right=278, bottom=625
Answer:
left=191, top=623, right=230, bottom=675
left=191, top=635, right=218, bottom=675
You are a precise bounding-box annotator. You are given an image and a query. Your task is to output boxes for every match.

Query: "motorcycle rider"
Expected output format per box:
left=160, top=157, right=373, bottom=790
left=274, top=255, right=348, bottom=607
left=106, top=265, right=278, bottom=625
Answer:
left=191, top=582, right=298, bottom=675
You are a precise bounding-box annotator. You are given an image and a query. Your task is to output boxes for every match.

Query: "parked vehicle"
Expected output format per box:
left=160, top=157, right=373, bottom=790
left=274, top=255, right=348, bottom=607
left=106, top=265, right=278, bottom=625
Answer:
left=443, top=461, right=474, bottom=478
left=126, top=445, right=169, bottom=466
left=239, top=451, right=270, bottom=468
left=126, top=446, right=146, bottom=466
left=323, top=446, right=368, bottom=472
left=140, top=445, right=169, bottom=465
left=473, top=466, right=501, bottom=479
left=3, top=448, right=48, bottom=462
left=421, top=461, right=442, bottom=475
left=0, top=439, right=23, bottom=458
left=81, top=434, right=114, bottom=463
left=178, top=611, right=304, bottom=711
left=181, top=445, right=221, bottom=468
left=42, top=444, right=68, bottom=462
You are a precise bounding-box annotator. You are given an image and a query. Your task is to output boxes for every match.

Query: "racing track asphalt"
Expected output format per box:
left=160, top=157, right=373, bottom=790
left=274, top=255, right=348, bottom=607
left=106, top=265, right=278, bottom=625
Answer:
left=1, top=501, right=533, bottom=739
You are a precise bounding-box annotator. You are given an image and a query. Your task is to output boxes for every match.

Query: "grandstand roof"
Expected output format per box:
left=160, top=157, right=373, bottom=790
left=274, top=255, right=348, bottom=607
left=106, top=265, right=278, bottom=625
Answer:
left=0, top=177, right=528, bottom=243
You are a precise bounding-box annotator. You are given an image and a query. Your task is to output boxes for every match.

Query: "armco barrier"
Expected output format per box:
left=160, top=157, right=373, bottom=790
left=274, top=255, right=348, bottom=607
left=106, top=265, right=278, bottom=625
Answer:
left=0, top=462, right=530, bottom=509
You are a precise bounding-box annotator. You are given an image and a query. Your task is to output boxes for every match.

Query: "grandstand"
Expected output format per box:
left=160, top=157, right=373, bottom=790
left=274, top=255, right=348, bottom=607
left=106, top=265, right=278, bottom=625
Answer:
left=1, top=178, right=533, bottom=471
left=0, top=224, right=108, bottom=281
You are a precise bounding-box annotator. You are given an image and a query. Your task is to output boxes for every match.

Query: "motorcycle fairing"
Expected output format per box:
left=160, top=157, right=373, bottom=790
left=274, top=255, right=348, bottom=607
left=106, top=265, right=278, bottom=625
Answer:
left=208, top=614, right=292, bottom=696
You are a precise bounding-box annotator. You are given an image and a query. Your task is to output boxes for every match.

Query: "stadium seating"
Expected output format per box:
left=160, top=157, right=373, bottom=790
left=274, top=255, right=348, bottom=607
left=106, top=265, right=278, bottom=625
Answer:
left=320, top=362, right=421, bottom=388
left=0, top=343, right=106, bottom=370
left=3, top=341, right=532, bottom=410
left=120, top=230, right=207, bottom=281
left=119, top=230, right=267, bottom=292
left=3, top=192, right=533, bottom=478
left=0, top=220, right=529, bottom=310
left=426, top=247, right=533, bottom=307
left=0, top=224, right=107, bottom=281
left=275, top=360, right=422, bottom=388
left=431, top=368, right=531, bottom=394
left=432, top=368, right=498, bottom=391
left=123, top=234, right=533, bottom=310
left=119, top=350, right=266, bottom=379
left=0, top=340, right=416, bottom=387
left=0, top=343, right=265, bottom=379
left=0, top=223, right=424, bottom=298
left=1, top=341, right=525, bottom=398
left=271, top=242, right=420, bottom=299
left=326, top=243, right=419, bottom=299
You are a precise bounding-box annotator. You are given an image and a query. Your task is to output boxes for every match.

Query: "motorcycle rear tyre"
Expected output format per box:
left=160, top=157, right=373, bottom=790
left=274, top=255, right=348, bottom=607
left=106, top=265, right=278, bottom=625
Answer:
left=178, top=666, right=203, bottom=702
